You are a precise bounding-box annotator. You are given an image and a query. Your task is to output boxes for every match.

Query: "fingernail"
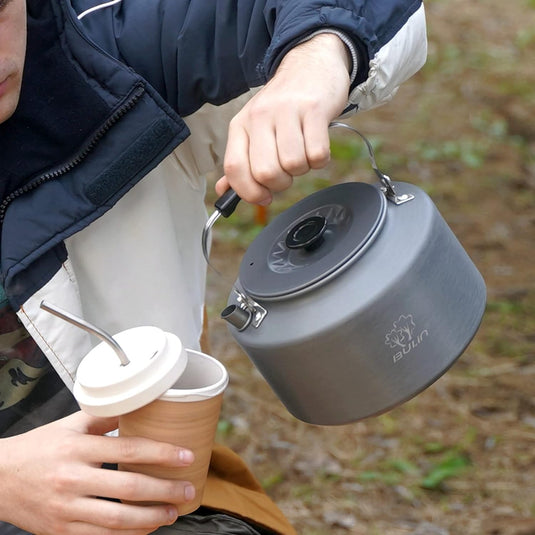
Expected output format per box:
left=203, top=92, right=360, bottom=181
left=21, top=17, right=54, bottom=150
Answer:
left=184, top=485, right=196, bottom=502
left=167, top=507, right=178, bottom=523
left=258, top=197, right=272, bottom=206
left=179, top=450, right=194, bottom=464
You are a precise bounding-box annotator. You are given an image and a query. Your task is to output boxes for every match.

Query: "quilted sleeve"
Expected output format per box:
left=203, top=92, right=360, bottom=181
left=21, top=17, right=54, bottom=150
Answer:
left=75, top=0, right=426, bottom=115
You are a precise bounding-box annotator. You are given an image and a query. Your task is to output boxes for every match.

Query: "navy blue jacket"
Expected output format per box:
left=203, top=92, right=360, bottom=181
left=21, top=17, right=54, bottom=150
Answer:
left=0, top=0, right=423, bottom=309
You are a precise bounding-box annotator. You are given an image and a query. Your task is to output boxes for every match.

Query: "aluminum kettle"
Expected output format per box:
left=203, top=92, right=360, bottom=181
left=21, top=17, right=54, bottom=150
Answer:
left=207, top=123, right=486, bottom=425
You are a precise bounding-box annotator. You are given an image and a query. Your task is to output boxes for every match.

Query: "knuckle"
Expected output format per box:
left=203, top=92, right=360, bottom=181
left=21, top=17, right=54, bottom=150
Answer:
left=270, top=176, right=294, bottom=193
left=118, top=437, right=141, bottom=461
left=47, top=497, right=67, bottom=521
left=301, top=95, right=323, bottom=112
left=119, top=475, right=141, bottom=500
left=280, top=156, right=308, bottom=176
left=61, top=433, right=76, bottom=448
left=223, top=157, right=243, bottom=178
left=247, top=101, right=270, bottom=121
left=50, top=466, right=79, bottom=494
left=243, top=190, right=270, bottom=204
left=228, top=113, right=243, bottom=130
left=253, top=165, right=279, bottom=185
left=60, top=434, right=81, bottom=456
left=308, top=145, right=331, bottom=167
left=102, top=508, right=126, bottom=529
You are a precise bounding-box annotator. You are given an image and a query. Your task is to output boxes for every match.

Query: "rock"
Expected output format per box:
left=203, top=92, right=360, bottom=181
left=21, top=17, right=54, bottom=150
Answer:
left=322, top=510, right=358, bottom=530
left=411, top=521, right=450, bottom=535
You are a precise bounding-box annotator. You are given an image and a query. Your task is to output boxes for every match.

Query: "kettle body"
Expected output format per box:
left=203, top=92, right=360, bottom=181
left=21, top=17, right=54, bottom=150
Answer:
left=222, top=181, right=486, bottom=425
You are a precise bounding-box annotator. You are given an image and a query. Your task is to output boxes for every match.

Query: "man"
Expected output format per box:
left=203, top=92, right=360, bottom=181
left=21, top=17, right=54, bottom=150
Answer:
left=0, top=0, right=427, bottom=533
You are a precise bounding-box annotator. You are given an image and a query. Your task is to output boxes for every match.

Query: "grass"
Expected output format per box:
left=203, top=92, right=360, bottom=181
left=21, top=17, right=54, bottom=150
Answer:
left=475, top=295, right=535, bottom=362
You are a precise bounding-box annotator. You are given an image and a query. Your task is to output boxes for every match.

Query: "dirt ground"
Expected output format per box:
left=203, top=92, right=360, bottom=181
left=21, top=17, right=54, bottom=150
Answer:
left=204, top=1, right=535, bottom=533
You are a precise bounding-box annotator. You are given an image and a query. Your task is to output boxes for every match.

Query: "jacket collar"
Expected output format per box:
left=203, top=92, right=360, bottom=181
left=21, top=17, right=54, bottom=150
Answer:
left=0, top=0, right=113, bottom=202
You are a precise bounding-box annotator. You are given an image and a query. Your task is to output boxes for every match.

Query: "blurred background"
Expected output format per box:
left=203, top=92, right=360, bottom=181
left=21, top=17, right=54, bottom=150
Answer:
left=204, top=0, right=535, bottom=533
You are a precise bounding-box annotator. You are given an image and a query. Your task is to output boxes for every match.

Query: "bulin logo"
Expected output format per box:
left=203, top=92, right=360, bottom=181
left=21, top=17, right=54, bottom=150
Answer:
left=385, top=314, right=429, bottom=363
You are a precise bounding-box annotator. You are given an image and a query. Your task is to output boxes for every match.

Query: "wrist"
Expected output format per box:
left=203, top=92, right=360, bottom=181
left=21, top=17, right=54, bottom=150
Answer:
left=295, top=30, right=355, bottom=82
left=278, top=32, right=352, bottom=83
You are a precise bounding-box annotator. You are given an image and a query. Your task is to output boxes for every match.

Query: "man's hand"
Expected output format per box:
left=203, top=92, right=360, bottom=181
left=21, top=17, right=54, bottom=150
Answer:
left=0, top=411, right=195, bottom=534
left=216, top=33, right=351, bottom=205
left=216, top=33, right=350, bottom=204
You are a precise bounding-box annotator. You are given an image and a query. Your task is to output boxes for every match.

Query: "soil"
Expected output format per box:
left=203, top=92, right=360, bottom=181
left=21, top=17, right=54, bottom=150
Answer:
left=204, top=1, right=535, bottom=533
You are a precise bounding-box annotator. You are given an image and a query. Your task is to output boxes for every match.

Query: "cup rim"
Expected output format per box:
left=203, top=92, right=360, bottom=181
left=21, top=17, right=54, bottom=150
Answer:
left=159, top=348, right=229, bottom=401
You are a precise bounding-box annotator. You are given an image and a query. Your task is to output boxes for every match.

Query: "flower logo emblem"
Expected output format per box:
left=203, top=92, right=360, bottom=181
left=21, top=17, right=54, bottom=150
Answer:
left=385, top=314, right=416, bottom=349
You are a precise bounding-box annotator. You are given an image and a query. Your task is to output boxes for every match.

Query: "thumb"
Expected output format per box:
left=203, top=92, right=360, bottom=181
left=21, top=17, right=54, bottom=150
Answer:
left=215, top=176, right=230, bottom=197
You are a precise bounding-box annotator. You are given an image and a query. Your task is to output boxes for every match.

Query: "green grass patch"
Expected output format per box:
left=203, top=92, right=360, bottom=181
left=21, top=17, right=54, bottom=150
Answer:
left=261, top=471, right=285, bottom=490
left=412, top=138, right=489, bottom=169
left=420, top=452, right=471, bottom=490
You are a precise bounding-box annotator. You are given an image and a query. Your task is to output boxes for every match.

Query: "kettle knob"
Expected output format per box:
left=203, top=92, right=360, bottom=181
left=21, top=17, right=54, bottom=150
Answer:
left=285, top=216, right=327, bottom=251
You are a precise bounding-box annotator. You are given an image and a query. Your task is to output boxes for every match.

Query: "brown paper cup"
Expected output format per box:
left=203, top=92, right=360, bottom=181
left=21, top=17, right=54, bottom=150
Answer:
left=118, top=349, right=228, bottom=516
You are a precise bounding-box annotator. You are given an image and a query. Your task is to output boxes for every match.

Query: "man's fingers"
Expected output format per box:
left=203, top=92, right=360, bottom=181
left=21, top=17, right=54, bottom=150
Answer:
left=69, top=498, right=177, bottom=533
left=221, top=110, right=332, bottom=204
left=74, top=434, right=194, bottom=467
left=223, top=120, right=272, bottom=204
left=86, top=468, right=195, bottom=507
left=275, top=113, right=310, bottom=177
left=248, top=120, right=293, bottom=194
left=303, top=111, right=331, bottom=169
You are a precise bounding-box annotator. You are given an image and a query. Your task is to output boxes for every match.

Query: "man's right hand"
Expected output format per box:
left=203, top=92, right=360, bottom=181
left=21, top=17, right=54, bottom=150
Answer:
left=216, top=32, right=351, bottom=206
left=0, top=411, right=195, bottom=534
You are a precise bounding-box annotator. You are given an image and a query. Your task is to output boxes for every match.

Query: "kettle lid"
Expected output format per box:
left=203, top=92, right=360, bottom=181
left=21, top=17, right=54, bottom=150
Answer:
left=239, top=182, right=387, bottom=299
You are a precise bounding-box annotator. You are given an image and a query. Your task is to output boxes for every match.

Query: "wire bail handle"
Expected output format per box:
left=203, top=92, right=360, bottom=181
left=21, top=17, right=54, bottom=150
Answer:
left=328, top=122, right=414, bottom=205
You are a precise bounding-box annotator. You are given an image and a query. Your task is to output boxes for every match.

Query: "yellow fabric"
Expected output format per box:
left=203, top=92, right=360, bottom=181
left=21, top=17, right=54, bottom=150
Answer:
left=202, top=444, right=297, bottom=535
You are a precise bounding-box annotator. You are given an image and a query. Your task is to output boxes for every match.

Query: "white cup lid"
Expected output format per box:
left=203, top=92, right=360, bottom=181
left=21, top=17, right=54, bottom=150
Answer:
left=73, top=326, right=187, bottom=417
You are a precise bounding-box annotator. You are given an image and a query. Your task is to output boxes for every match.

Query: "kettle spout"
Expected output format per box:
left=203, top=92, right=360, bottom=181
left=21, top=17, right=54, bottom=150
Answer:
left=221, top=304, right=252, bottom=331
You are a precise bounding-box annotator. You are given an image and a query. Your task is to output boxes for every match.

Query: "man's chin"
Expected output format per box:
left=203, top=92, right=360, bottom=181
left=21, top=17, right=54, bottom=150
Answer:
left=0, top=93, right=21, bottom=124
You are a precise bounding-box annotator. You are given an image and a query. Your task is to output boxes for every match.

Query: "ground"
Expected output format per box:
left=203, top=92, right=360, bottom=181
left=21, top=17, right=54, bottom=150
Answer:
left=203, top=1, right=535, bottom=533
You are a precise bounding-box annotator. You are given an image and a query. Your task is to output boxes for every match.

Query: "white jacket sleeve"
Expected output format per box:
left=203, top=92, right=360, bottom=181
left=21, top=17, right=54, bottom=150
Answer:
left=350, top=4, right=428, bottom=111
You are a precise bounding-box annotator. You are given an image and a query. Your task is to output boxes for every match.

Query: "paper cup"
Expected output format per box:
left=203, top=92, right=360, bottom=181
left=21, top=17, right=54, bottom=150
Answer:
left=118, top=349, right=229, bottom=515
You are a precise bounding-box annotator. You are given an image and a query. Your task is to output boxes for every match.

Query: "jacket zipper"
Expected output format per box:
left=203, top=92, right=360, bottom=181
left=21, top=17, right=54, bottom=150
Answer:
left=0, top=83, right=146, bottom=224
